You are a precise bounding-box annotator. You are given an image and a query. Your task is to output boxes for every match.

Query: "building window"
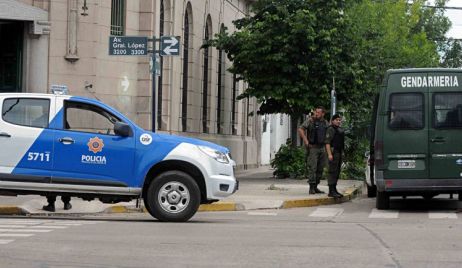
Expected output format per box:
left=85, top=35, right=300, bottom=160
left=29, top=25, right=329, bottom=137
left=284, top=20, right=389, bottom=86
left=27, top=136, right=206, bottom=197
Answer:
left=110, top=0, right=126, bottom=36
left=202, top=18, right=211, bottom=133
left=181, top=4, right=192, bottom=132
left=217, top=24, right=225, bottom=134
left=157, top=0, right=165, bottom=130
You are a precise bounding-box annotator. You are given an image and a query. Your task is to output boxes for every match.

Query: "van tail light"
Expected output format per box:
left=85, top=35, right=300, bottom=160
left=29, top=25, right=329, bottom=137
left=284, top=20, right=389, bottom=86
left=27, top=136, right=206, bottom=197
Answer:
left=374, top=140, right=384, bottom=168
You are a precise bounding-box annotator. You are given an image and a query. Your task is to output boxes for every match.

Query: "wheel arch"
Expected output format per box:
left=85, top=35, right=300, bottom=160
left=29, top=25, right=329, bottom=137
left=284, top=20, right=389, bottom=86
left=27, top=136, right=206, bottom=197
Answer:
left=142, top=160, right=207, bottom=203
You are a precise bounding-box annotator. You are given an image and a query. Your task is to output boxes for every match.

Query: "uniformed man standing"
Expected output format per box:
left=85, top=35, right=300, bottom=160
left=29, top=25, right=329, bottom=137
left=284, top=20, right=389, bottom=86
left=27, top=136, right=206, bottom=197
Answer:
left=298, top=106, right=328, bottom=194
left=324, top=114, right=345, bottom=198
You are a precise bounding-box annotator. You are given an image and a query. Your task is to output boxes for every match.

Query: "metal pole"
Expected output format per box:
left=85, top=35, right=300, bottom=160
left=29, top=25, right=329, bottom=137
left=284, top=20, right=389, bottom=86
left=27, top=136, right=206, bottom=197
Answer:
left=152, top=53, right=156, bottom=133
left=331, top=77, right=336, bottom=117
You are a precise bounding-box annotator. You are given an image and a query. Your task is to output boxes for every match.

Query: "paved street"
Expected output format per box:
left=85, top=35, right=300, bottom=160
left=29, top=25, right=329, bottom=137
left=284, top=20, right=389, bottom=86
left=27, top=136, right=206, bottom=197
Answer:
left=1, top=194, right=461, bottom=268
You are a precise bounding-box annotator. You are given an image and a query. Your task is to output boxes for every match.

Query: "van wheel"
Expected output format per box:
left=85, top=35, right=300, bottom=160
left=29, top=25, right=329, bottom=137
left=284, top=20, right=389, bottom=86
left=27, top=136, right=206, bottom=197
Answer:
left=423, top=194, right=436, bottom=200
left=367, top=185, right=377, bottom=198
left=376, top=191, right=389, bottom=210
left=144, top=171, right=201, bottom=222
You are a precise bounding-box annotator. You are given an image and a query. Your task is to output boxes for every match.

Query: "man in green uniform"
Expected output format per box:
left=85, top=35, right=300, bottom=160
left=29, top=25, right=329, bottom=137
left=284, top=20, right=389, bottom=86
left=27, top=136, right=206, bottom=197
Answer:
left=298, top=106, right=328, bottom=194
left=324, top=114, right=345, bottom=198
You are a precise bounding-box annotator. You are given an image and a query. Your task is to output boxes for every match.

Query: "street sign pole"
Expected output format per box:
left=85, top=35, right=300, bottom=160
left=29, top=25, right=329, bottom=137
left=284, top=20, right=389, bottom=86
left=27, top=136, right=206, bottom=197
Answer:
left=151, top=37, right=159, bottom=133
left=109, top=35, right=179, bottom=133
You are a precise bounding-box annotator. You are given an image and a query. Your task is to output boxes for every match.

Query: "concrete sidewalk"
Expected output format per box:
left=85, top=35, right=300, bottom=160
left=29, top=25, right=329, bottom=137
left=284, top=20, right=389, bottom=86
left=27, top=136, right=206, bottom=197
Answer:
left=0, top=166, right=363, bottom=216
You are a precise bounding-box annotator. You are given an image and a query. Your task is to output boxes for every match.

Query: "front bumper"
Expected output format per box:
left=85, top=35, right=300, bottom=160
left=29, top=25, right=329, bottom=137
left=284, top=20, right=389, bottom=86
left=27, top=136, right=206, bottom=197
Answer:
left=207, top=174, right=238, bottom=199
left=376, top=171, right=462, bottom=193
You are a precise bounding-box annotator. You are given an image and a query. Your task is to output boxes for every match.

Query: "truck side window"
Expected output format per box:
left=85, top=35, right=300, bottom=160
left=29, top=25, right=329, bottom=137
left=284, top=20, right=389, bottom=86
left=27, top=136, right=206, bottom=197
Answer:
left=433, top=93, right=462, bottom=129
left=2, top=98, right=50, bottom=128
left=388, top=93, right=423, bottom=130
left=64, top=101, right=121, bottom=135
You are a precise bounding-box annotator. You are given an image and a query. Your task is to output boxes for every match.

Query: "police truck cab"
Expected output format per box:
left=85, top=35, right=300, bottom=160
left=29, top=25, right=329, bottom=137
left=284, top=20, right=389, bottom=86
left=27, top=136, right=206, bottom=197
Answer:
left=0, top=88, right=238, bottom=222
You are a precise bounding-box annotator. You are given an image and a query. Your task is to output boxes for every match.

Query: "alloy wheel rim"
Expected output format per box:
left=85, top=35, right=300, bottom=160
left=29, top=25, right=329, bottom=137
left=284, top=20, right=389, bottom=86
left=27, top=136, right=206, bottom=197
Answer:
left=158, top=181, right=190, bottom=214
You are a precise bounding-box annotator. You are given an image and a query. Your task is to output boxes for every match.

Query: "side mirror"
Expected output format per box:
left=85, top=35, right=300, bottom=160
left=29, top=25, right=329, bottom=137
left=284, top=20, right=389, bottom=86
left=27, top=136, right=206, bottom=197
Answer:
left=114, top=121, right=132, bottom=137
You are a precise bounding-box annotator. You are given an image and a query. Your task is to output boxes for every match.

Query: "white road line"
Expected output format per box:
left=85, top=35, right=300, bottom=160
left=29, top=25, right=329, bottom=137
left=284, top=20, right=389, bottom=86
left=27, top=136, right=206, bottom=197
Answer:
left=44, top=223, right=82, bottom=226
left=0, top=240, right=14, bottom=245
left=0, top=234, right=35, bottom=237
left=0, top=225, right=27, bottom=228
left=368, top=209, right=399, bottom=219
left=35, top=226, right=68, bottom=229
left=309, top=208, right=344, bottom=218
left=247, top=212, right=278, bottom=216
left=0, top=229, right=52, bottom=233
left=428, top=212, right=458, bottom=219
left=0, top=221, right=46, bottom=225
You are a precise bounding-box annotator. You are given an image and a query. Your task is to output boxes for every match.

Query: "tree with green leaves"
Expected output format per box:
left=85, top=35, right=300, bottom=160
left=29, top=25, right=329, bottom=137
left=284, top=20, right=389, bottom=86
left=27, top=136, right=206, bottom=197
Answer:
left=209, top=0, right=454, bottom=178
left=208, top=0, right=352, bottom=141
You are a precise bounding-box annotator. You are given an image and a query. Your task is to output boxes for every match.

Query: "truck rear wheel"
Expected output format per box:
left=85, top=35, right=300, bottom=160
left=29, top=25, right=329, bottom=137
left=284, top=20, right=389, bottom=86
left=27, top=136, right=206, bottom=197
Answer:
left=376, top=191, right=389, bottom=210
left=144, top=171, right=201, bottom=222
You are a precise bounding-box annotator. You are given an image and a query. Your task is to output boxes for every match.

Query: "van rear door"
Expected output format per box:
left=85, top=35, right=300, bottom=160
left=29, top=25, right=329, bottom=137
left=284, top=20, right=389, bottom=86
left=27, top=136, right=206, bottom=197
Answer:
left=383, top=73, right=428, bottom=182
left=428, top=72, right=462, bottom=180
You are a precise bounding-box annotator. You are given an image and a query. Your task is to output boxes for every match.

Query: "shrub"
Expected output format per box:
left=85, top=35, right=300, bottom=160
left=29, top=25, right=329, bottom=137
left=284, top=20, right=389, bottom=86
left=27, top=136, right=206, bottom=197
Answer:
left=270, top=139, right=306, bottom=179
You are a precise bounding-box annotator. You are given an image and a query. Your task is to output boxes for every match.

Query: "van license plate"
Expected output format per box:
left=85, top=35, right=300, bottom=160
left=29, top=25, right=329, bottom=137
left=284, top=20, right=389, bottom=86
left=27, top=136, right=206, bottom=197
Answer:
left=398, top=160, right=416, bottom=169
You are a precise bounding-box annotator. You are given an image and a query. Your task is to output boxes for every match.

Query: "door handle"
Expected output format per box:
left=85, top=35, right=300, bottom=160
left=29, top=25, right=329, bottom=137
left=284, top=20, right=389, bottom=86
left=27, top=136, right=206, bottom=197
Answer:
left=59, top=137, right=75, bottom=144
left=0, top=132, right=11, bottom=138
left=431, top=137, right=446, bottom=143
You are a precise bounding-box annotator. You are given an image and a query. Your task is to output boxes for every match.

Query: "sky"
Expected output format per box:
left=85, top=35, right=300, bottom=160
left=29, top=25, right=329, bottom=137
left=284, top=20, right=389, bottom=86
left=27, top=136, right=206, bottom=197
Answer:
left=435, top=0, right=462, bottom=39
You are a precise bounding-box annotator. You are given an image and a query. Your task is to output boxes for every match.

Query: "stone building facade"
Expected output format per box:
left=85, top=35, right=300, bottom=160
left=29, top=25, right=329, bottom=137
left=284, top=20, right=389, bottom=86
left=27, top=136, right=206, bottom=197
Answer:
left=0, top=0, right=260, bottom=169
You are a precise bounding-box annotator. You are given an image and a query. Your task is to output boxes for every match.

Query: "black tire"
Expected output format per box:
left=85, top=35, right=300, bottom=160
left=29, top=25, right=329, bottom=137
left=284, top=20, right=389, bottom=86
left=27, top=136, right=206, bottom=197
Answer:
left=144, top=171, right=201, bottom=222
left=367, top=184, right=377, bottom=198
left=423, top=194, right=436, bottom=201
left=458, top=191, right=462, bottom=201
left=376, top=190, right=389, bottom=210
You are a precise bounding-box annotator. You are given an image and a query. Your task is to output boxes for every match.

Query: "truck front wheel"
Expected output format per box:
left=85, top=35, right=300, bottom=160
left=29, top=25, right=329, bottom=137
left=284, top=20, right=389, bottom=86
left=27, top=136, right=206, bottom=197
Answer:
left=144, top=171, right=201, bottom=222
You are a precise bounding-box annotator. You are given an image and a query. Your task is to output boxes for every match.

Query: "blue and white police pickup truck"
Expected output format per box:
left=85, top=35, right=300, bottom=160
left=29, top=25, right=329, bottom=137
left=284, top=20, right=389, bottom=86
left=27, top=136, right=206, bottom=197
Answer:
left=0, top=90, right=237, bottom=222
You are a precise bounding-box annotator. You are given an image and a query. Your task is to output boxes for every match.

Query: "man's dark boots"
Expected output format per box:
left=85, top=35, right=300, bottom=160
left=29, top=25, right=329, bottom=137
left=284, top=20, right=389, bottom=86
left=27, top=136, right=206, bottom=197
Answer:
left=328, top=185, right=342, bottom=198
left=42, top=203, right=55, bottom=212
left=309, top=184, right=317, bottom=195
left=314, top=184, right=325, bottom=194
left=63, top=202, right=72, bottom=210
left=334, top=184, right=344, bottom=197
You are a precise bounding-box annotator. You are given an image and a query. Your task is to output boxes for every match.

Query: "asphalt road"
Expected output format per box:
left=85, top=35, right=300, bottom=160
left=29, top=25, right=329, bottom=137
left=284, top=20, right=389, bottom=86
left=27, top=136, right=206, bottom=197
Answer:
left=0, top=195, right=461, bottom=268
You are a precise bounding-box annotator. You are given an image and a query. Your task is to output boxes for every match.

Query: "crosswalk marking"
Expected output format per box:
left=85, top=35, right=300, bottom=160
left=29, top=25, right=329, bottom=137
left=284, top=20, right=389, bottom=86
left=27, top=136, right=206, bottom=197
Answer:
left=0, top=219, right=104, bottom=246
left=0, top=234, right=35, bottom=237
left=368, top=209, right=399, bottom=219
left=310, top=208, right=344, bottom=217
left=428, top=212, right=458, bottom=219
left=0, top=225, right=27, bottom=228
left=247, top=212, right=278, bottom=216
left=35, top=226, right=69, bottom=229
left=0, top=229, right=53, bottom=233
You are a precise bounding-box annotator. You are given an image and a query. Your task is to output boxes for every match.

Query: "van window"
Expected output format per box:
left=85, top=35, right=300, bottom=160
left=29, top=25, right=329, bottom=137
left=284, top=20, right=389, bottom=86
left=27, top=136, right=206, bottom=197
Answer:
left=389, top=93, right=423, bottom=130
left=433, top=93, right=462, bottom=128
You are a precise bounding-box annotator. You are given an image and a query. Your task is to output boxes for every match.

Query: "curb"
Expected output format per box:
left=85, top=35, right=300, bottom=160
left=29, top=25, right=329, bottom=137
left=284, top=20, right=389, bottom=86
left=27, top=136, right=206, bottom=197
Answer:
left=199, top=184, right=363, bottom=212
left=0, top=185, right=362, bottom=215
left=0, top=206, right=26, bottom=215
left=281, top=185, right=362, bottom=209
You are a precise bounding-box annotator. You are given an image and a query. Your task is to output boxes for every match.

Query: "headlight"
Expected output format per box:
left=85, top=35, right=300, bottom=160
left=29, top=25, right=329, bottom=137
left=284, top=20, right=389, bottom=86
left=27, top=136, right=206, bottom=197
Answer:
left=197, top=145, right=229, bottom=164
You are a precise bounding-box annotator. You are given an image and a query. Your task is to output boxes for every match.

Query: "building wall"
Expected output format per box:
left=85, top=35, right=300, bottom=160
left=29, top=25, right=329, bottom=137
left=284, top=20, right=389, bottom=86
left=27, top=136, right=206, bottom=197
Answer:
left=260, top=114, right=291, bottom=166
left=2, top=0, right=260, bottom=170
